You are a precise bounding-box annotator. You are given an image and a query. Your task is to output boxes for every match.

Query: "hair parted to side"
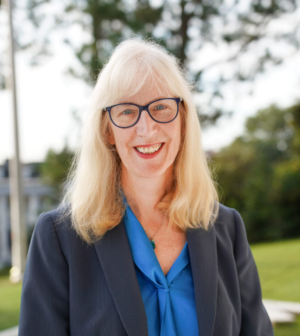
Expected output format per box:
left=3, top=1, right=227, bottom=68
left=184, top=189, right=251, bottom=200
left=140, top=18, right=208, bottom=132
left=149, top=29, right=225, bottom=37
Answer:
left=59, top=38, right=219, bottom=244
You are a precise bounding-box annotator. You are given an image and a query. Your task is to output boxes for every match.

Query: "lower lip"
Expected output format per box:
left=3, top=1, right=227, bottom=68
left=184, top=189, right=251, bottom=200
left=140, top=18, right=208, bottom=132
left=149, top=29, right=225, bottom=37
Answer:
left=134, top=143, right=165, bottom=159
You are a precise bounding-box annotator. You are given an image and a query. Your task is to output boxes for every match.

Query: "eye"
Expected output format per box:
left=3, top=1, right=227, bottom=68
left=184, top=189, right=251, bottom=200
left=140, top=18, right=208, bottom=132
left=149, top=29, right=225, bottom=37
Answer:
left=155, top=104, right=166, bottom=110
left=122, top=109, right=133, bottom=115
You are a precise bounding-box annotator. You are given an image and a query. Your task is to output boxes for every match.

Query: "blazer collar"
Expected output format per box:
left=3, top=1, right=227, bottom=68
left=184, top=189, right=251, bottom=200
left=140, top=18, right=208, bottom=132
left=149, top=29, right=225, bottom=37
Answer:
left=187, top=225, right=218, bottom=336
left=94, top=219, right=148, bottom=336
left=95, top=220, right=217, bottom=336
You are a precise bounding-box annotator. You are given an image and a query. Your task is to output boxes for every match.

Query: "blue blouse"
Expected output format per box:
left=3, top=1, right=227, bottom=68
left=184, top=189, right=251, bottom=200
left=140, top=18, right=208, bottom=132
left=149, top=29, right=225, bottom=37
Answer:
left=123, top=201, right=199, bottom=336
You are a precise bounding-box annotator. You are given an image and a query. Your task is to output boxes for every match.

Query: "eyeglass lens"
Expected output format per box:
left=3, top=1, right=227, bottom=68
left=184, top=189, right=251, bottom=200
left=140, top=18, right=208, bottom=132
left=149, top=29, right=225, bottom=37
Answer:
left=110, top=99, right=178, bottom=127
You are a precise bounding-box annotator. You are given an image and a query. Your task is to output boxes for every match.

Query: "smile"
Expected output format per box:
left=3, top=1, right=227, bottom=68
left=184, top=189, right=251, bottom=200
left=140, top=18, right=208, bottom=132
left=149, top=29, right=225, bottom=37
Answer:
left=135, top=143, right=163, bottom=154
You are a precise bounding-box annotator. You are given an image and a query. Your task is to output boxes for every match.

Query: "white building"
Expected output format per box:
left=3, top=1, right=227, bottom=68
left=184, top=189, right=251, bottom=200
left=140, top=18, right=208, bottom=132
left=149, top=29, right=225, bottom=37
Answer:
left=0, top=160, right=56, bottom=269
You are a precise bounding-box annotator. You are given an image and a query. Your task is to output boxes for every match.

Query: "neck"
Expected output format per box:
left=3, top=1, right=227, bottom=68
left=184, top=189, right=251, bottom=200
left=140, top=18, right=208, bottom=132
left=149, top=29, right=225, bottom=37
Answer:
left=121, top=164, right=173, bottom=225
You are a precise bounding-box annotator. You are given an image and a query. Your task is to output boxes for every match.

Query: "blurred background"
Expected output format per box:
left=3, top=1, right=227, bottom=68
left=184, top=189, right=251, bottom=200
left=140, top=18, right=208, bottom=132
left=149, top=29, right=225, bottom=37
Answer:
left=0, top=0, right=299, bottom=334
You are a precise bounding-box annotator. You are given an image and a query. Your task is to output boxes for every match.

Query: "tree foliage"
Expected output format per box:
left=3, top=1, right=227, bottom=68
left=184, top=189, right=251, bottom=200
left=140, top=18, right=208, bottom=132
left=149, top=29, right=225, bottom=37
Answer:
left=2, top=0, right=299, bottom=123
left=40, top=145, right=74, bottom=200
left=213, top=103, right=300, bottom=243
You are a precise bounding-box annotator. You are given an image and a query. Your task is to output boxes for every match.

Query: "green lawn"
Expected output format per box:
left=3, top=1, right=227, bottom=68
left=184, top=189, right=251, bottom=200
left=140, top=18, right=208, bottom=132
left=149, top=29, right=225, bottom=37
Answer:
left=0, top=268, right=22, bottom=331
left=251, top=238, right=300, bottom=335
left=0, top=238, right=299, bottom=334
left=252, top=238, right=300, bottom=302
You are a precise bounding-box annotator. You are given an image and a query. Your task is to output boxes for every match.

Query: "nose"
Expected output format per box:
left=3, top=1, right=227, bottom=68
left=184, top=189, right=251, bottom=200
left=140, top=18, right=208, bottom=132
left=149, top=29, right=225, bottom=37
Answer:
left=135, top=109, right=158, bottom=136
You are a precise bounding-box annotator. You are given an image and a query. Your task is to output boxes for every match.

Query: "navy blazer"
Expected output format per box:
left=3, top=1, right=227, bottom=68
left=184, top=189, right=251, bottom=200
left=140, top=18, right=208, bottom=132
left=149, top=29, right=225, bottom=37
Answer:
left=19, top=203, right=274, bottom=336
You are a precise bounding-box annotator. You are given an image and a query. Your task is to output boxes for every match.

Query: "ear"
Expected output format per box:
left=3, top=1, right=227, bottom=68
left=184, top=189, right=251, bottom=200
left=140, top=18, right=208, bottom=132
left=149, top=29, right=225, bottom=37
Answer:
left=106, top=124, right=115, bottom=145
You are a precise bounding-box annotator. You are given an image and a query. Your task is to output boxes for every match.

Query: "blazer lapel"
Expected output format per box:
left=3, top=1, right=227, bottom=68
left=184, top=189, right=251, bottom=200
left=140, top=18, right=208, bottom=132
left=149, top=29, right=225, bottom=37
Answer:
left=94, top=219, right=148, bottom=336
left=187, top=225, right=218, bottom=336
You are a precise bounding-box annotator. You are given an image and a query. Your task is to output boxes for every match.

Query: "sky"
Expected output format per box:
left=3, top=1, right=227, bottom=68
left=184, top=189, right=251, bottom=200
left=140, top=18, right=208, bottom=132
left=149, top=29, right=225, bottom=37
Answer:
left=1, top=6, right=300, bottom=165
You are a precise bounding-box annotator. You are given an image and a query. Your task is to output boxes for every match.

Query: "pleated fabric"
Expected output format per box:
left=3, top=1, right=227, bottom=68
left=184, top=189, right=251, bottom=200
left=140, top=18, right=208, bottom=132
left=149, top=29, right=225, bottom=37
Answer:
left=123, top=202, right=199, bottom=336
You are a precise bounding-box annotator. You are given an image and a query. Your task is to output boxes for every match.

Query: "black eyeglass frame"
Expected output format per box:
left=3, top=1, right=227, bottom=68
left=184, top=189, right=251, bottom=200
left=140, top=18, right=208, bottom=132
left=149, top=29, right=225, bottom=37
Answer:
left=103, top=97, right=183, bottom=129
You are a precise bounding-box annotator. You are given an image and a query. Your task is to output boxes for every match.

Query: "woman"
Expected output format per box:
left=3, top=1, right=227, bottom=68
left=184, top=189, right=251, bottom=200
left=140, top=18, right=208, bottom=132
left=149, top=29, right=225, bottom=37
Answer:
left=19, top=39, right=274, bottom=336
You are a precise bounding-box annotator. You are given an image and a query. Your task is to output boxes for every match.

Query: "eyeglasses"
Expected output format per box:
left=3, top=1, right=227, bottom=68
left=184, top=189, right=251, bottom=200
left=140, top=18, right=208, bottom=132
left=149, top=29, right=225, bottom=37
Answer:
left=103, top=97, right=183, bottom=129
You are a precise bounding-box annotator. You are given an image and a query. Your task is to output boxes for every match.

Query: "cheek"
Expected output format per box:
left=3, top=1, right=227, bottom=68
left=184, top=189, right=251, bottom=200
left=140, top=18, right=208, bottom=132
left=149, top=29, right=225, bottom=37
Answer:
left=173, top=122, right=182, bottom=151
left=114, top=138, right=125, bottom=155
left=175, top=133, right=181, bottom=154
left=114, top=133, right=132, bottom=157
left=166, top=127, right=181, bottom=158
left=106, top=123, right=116, bottom=145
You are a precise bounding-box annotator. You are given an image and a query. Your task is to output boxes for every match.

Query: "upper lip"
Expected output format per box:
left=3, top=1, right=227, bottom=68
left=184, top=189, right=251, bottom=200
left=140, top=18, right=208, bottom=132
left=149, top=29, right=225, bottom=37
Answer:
left=134, top=142, right=164, bottom=148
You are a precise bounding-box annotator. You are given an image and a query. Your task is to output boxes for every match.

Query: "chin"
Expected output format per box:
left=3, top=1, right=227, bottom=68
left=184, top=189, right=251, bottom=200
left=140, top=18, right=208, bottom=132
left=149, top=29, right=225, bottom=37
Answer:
left=135, top=169, right=165, bottom=179
left=133, top=162, right=173, bottom=179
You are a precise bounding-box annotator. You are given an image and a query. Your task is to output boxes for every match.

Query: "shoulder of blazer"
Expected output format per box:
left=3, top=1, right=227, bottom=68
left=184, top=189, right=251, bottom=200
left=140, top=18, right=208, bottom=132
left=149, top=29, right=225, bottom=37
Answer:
left=33, top=206, right=91, bottom=260
left=45, top=205, right=73, bottom=229
left=212, top=203, right=246, bottom=258
left=34, top=206, right=72, bottom=231
left=214, top=202, right=236, bottom=234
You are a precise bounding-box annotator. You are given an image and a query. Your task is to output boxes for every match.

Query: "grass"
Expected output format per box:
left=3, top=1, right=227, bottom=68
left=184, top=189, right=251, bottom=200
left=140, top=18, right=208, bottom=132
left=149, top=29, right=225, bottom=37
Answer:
left=251, top=238, right=300, bottom=335
left=272, top=316, right=300, bottom=336
left=0, top=239, right=299, bottom=333
left=0, top=267, right=22, bottom=331
left=251, top=238, right=300, bottom=302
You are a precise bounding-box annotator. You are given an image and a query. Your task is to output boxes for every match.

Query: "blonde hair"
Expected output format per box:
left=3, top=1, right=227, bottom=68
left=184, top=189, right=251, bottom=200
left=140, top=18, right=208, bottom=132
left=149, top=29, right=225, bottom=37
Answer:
left=60, top=38, right=219, bottom=244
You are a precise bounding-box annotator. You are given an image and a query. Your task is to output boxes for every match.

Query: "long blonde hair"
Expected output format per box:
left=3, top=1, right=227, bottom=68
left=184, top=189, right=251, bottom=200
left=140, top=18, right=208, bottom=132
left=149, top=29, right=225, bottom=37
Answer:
left=60, top=38, right=219, bottom=244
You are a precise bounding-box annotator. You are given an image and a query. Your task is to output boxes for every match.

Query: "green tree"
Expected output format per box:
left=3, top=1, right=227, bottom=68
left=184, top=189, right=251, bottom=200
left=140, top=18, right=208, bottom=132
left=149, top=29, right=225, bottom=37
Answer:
left=212, top=137, right=256, bottom=212
left=270, top=104, right=300, bottom=238
left=213, top=103, right=300, bottom=243
left=40, top=146, right=74, bottom=200
left=272, top=158, right=300, bottom=237
left=2, top=0, right=299, bottom=123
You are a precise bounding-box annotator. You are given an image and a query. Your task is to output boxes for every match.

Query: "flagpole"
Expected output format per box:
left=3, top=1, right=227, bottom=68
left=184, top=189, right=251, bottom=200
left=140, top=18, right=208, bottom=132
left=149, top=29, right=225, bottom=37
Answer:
left=5, top=0, right=27, bottom=283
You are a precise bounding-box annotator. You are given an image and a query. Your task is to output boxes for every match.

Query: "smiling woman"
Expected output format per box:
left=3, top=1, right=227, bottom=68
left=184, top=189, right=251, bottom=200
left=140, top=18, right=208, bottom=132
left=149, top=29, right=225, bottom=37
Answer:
left=19, top=39, right=274, bottom=336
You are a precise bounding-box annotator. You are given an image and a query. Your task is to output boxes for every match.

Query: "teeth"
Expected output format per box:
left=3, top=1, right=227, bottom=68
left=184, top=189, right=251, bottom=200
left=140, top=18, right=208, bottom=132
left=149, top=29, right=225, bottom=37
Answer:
left=136, top=143, right=163, bottom=154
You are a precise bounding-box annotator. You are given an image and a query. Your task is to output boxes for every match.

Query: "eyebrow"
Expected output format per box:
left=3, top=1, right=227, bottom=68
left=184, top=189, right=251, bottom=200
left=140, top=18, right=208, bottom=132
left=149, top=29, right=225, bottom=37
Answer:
left=117, top=96, right=173, bottom=105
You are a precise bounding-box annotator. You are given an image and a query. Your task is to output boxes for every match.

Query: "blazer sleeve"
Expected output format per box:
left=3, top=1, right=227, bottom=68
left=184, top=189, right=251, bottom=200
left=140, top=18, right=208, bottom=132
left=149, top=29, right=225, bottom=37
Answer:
left=232, top=209, right=274, bottom=336
left=19, top=212, right=70, bottom=336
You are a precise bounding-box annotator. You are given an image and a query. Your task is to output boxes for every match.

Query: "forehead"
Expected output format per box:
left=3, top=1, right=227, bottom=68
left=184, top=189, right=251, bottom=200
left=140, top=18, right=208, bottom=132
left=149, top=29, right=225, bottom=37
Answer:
left=116, top=81, right=173, bottom=106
